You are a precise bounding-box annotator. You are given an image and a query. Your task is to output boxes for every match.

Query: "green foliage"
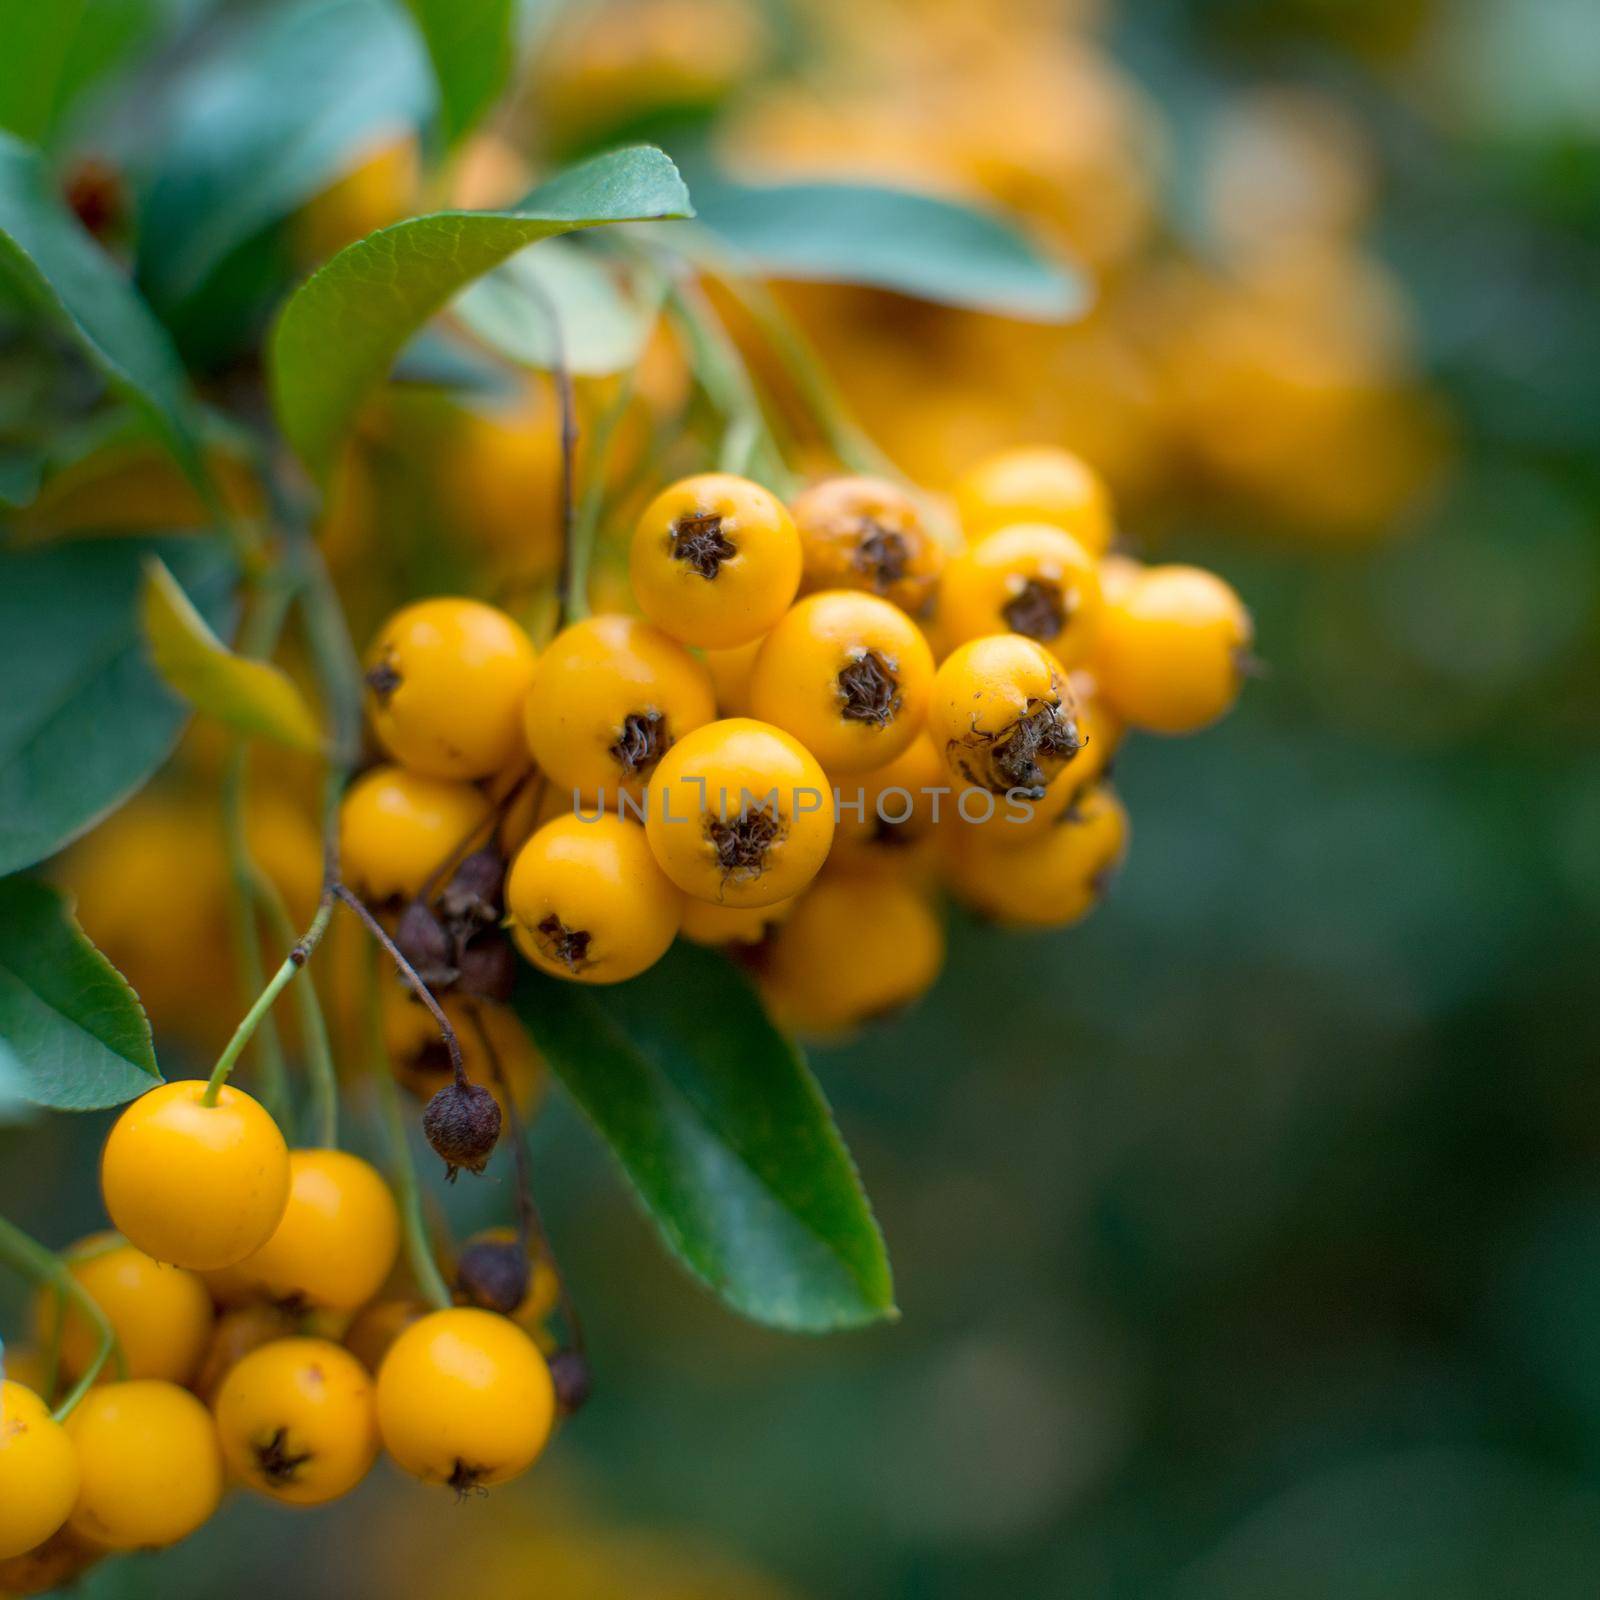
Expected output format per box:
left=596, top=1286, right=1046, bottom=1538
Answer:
left=403, top=0, right=519, bottom=149
left=684, top=173, right=1086, bottom=320
left=0, top=537, right=234, bottom=876
left=141, top=558, right=323, bottom=753
left=270, top=143, right=692, bottom=480
left=0, top=131, right=210, bottom=495
left=514, top=943, right=896, bottom=1332
left=0, top=0, right=88, bottom=143
left=0, top=876, right=160, bottom=1110
left=452, top=237, right=664, bottom=376
left=134, top=0, right=434, bottom=318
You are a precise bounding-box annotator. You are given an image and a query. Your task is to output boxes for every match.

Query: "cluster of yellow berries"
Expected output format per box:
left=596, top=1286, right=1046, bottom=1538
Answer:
left=0, top=1084, right=566, bottom=1589
left=338, top=443, right=1252, bottom=1034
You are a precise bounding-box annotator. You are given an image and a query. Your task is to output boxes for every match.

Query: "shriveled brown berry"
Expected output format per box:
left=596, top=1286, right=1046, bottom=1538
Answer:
left=455, top=931, right=517, bottom=1002
left=438, top=848, right=506, bottom=927
left=422, top=1079, right=502, bottom=1181
left=548, top=1349, right=592, bottom=1414
left=394, top=901, right=459, bottom=990
left=455, top=1237, right=531, bottom=1316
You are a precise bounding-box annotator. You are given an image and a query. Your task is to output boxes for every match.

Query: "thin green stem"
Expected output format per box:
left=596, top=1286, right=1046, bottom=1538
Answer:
left=220, top=576, right=298, bottom=1122
left=0, top=1216, right=123, bottom=1417
left=255, top=886, right=340, bottom=1148
left=565, top=372, right=638, bottom=625
left=366, top=952, right=451, bottom=1310
left=666, top=281, right=796, bottom=497
left=713, top=268, right=900, bottom=480
left=202, top=894, right=336, bottom=1106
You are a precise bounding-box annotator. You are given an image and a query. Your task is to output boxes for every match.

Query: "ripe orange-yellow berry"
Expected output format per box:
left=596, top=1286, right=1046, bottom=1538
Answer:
left=928, top=635, right=1083, bottom=798
left=829, top=733, right=947, bottom=866
left=791, top=475, right=945, bottom=616
left=339, top=766, right=492, bottom=904
left=646, top=719, right=835, bottom=908
left=678, top=894, right=795, bottom=947
left=37, top=1235, right=213, bottom=1388
left=0, top=1381, right=79, bottom=1560
left=214, top=1338, right=379, bottom=1506
left=940, top=523, right=1104, bottom=667
left=523, top=613, right=716, bottom=799
left=506, top=813, right=681, bottom=983
left=952, top=446, right=1114, bottom=553
left=101, top=1082, right=290, bottom=1272
left=363, top=598, right=537, bottom=779
left=761, top=870, right=945, bottom=1036
left=1094, top=564, right=1254, bottom=733
left=375, top=1308, right=556, bottom=1491
left=944, top=783, right=1129, bottom=926
left=65, top=1380, right=223, bottom=1550
left=749, top=590, right=935, bottom=774
left=235, top=1149, right=400, bottom=1312
left=631, top=473, right=802, bottom=648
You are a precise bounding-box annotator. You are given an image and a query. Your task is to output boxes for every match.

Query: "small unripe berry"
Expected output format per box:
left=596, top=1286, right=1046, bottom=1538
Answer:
left=455, top=931, right=517, bottom=1002
left=394, top=902, right=458, bottom=991
left=548, top=1350, right=592, bottom=1415
left=422, top=1079, right=501, bottom=1181
left=455, top=1237, right=532, bottom=1316
left=438, top=848, right=506, bottom=928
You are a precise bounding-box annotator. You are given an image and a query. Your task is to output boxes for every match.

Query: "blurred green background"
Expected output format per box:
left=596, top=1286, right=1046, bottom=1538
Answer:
left=5, top=0, right=1600, bottom=1594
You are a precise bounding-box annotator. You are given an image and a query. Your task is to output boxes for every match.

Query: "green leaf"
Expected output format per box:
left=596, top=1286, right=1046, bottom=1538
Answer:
left=0, top=877, right=160, bottom=1110
left=141, top=558, right=323, bottom=752
left=0, top=131, right=211, bottom=492
left=271, top=144, right=693, bottom=482
left=135, top=0, right=434, bottom=316
left=403, top=0, right=517, bottom=149
left=452, top=237, right=663, bottom=376
left=0, top=0, right=87, bottom=143
left=513, top=943, right=895, bottom=1333
left=0, top=536, right=236, bottom=876
left=684, top=173, right=1087, bottom=321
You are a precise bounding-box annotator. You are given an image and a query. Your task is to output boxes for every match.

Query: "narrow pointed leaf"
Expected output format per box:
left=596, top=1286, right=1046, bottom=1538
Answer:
left=141, top=558, right=322, bottom=752
left=0, top=536, right=236, bottom=875
left=0, top=877, right=160, bottom=1110
left=513, top=943, right=895, bottom=1333
left=685, top=173, right=1086, bottom=321
left=403, top=0, right=517, bottom=148
left=270, top=144, right=693, bottom=481
left=0, top=131, right=210, bottom=491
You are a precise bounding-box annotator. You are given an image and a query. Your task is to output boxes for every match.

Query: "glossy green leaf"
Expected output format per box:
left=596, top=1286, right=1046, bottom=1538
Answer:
left=403, top=0, right=517, bottom=148
left=0, top=877, right=160, bottom=1110
left=0, top=0, right=86, bottom=142
left=271, top=144, right=693, bottom=482
left=685, top=173, right=1087, bottom=321
left=0, top=536, right=236, bottom=875
left=452, top=236, right=663, bottom=376
left=141, top=558, right=323, bottom=752
left=0, top=131, right=210, bottom=491
left=513, top=943, right=895, bottom=1332
left=135, top=0, right=434, bottom=316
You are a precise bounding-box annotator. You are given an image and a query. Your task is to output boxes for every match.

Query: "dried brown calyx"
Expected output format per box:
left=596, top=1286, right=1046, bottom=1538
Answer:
left=949, top=698, right=1083, bottom=797
left=609, top=709, right=671, bottom=778
left=707, top=805, right=782, bottom=881
left=254, top=1427, right=314, bottom=1486
left=364, top=656, right=402, bottom=704
left=670, top=511, right=736, bottom=578
left=448, top=1460, right=490, bottom=1498
left=836, top=649, right=901, bottom=728
left=535, top=913, right=591, bottom=971
left=854, top=521, right=910, bottom=591
left=1002, top=578, right=1068, bottom=642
